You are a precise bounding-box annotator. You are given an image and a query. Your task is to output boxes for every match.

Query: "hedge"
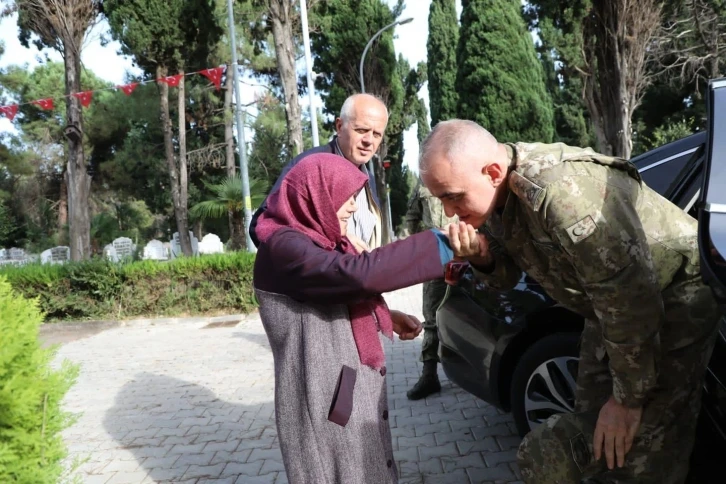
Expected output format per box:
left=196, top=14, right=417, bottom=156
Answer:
left=0, top=252, right=258, bottom=323
left=0, top=276, right=79, bottom=482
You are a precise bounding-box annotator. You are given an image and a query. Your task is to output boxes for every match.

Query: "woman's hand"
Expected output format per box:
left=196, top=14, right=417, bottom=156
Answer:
left=347, top=233, right=370, bottom=253
left=390, top=310, right=423, bottom=340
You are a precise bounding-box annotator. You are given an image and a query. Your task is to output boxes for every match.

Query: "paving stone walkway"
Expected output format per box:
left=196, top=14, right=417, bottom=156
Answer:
left=52, top=285, right=523, bottom=484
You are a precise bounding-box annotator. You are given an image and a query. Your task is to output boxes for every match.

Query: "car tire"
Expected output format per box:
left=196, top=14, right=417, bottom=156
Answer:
left=510, top=332, right=581, bottom=437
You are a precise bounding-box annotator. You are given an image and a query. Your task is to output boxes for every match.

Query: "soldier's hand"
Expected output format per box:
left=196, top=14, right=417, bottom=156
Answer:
left=593, top=396, right=643, bottom=470
left=347, top=233, right=370, bottom=253
left=447, top=222, right=492, bottom=267
left=390, top=310, right=423, bottom=340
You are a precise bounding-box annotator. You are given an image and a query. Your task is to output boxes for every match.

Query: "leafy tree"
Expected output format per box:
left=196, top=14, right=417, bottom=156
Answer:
left=239, top=0, right=312, bottom=157
left=656, top=0, right=726, bottom=89
left=0, top=276, right=79, bottom=483
left=5, top=0, right=102, bottom=260
left=0, top=201, right=17, bottom=246
left=524, top=0, right=664, bottom=158
left=0, top=62, right=109, bottom=249
left=523, top=4, right=594, bottom=147
left=427, top=0, right=459, bottom=126
left=104, top=0, right=222, bottom=256
left=190, top=175, right=268, bottom=249
left=456, top=0, right=554, bottom=143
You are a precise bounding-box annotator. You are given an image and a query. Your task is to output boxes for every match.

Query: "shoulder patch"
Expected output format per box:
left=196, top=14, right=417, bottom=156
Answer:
left=566, top=215, right=597, bottom=244
left=509, top=171, right=545, bottom=211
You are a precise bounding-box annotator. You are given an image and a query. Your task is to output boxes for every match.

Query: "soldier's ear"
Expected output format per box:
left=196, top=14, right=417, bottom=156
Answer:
left=483, top=163, right=506, bottom=188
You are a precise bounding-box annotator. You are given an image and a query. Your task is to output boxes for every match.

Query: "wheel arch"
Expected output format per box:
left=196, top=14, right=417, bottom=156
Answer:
left=494, top=306, right=584, bottom=411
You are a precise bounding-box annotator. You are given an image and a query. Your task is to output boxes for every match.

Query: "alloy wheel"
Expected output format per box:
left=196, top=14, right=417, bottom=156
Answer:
left=523, top=356, right=579, bottom=431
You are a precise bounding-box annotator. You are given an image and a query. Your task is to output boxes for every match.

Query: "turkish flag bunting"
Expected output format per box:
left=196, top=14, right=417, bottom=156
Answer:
left=117, top=83, right=139, bottom=96
left=73, top=91, right=93, bottom=108
left=200, top=67, right=225, bottom=91
left=158, top=74, right=184, bottom=87
left=32, top=98, right=54, bottom=111
left=0, top=105, right=18, bottom=121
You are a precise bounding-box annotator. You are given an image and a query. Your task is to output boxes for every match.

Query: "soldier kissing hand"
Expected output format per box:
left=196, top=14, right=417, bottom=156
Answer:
left=447, top=221, right=493, bottom=269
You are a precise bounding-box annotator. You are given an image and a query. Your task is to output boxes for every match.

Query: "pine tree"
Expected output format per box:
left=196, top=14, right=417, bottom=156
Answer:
left=456, top=0, right=554, bottom=143
left=427, top=0, right=459, bottom=126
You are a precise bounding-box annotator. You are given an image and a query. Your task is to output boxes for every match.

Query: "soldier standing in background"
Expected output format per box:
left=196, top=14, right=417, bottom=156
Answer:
left=401, top=179, right=458, bottom=400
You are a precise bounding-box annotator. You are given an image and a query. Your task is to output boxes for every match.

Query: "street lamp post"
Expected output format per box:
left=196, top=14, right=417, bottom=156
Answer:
left=359, top=17, right=413, bottom=243
left=299, top=0, right=320, bottom=147
left=359, top=18, right=413, bottom=94
left=226, top=0, right=255, bottom=252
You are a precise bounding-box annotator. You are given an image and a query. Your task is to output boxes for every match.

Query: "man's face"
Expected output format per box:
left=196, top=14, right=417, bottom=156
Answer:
left=422, top=150, right=499, bottom=229
left=335, top=100, right=388, bottom=166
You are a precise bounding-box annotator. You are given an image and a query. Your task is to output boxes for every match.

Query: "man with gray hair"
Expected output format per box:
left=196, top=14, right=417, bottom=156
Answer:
left=250, top=93, right=389, bottom=251
left=418, top=119, right=721, bottom=483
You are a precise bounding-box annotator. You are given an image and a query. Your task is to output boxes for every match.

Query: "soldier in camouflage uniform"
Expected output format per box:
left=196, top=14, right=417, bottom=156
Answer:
left=400, top=179, right=459, bottom=400
left=418, top=120, right=722, bottom=483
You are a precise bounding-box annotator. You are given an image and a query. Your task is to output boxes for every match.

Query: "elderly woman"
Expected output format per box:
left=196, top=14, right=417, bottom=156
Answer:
left=253, top=153, right=453, bottom=484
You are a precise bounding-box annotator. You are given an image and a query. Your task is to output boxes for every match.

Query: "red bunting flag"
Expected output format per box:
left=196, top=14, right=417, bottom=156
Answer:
left=117, top=83, right=139, bottom=96
left=32, top=98, right=54, bottom=111
left=158, top=74, right=184, bottom=88
left=72, top=90, right=93, bottom=108
left=0, top=105, right=19, bottom=122
left=200, top=67, right=225, bottom=91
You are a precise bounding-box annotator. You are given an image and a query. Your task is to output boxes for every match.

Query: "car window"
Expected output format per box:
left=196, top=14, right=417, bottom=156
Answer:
left=638, top=147, right=699, bottom=197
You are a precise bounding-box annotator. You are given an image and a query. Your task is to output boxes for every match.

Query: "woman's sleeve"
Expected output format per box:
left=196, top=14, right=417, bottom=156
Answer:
left=266, top=229, right=452, bottom=304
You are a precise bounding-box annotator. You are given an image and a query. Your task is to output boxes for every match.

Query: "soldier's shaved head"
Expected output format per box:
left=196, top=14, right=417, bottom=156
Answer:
left=419, top=120, right=499, bottom=175
left=418, top=119, right=511, bottom=228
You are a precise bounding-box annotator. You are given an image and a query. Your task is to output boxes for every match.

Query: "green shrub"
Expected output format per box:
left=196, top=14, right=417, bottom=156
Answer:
left=0, top=276, right=79, bottom=482
left=0, top=252, right=257, bottom=322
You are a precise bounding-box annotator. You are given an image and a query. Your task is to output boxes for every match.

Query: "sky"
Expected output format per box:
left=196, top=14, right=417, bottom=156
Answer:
left=0, top=0, right=462, bottom=174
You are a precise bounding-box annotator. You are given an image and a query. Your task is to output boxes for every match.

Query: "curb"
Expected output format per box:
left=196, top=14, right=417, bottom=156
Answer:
left=38, top=310, right=259, bottom=337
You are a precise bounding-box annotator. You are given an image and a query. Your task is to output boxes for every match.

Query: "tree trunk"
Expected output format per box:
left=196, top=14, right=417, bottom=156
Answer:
left=58, top=171, right=68, bottom=237
left=63, top=47, right=91, bottom=260
left=225, top=63, right=236, bottom=245
left=269, top=0, right=304, bottom=157
left=230, top=211, right=245, bottom=250
left=374, top=145, right=392, bottom=245
left=177, top=69, right=192, bottom=256
left=579, top=0, right=660, bottom=160
left=159, top=64, right=192, bottom=256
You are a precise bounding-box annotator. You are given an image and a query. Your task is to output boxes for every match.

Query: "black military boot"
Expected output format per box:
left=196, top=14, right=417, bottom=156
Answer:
left=407, top=360, right=441, bottom=400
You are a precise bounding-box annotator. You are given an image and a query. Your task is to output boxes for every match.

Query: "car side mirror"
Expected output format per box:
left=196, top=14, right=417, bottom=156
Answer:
left=445, top=260, right=470, bottom=285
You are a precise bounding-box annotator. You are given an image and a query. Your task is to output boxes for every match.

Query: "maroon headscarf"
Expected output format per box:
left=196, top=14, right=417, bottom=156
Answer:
left=256, top=153, right=394, bottom=370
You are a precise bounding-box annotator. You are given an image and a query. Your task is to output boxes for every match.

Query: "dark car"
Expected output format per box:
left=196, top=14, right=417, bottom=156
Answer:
left=437, top=78, right=726, bottom=479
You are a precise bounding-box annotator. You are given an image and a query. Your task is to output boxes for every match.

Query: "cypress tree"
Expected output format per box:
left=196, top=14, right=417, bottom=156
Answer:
left=427, top=0, right=459, bottom=126
left=456, top=0, right=555, bottom=142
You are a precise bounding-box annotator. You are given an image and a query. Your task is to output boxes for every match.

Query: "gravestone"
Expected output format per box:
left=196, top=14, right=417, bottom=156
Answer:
left=8, top=248, right=25, bottom=260
left=41, top=246, right=70, bottom=265
left=104, top=244, right=119, bottom=263
left=170, top=231, right=199, bottom=258
left=143, top=239, right=168, bottom=260
left=199, top=233, right=224, bottom=254
left=112, top=237, right=135, bottom=260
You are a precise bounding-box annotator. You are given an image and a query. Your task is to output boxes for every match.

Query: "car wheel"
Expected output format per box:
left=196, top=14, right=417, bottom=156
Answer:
left=510, top=332, right=580, bottom=437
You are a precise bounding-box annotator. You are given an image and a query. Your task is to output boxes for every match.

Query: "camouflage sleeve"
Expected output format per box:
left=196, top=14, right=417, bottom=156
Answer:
left=470, top=228, right=522, bottom=291
left=540, top=176, right=664, bottom=408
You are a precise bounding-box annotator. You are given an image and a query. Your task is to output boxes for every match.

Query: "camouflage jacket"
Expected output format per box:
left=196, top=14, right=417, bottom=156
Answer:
left=401, top=179, right=459, bottom=237
left=474, top=142, right=701, bottom=408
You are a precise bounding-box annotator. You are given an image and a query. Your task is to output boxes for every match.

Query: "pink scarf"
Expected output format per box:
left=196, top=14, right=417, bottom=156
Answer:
left=255, top=153, right=393, bottom=370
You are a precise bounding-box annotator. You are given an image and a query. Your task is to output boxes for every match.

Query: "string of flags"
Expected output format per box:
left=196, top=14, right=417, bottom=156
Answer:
left=0, top=66, right=226, bottom=122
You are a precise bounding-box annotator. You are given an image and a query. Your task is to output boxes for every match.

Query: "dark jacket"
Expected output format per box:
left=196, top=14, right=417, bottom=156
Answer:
left=249, top=138, right=380, bottom=247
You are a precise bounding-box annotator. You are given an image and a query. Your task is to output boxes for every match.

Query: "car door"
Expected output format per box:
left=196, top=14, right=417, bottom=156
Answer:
left=699, top=78, right=726, bottom=303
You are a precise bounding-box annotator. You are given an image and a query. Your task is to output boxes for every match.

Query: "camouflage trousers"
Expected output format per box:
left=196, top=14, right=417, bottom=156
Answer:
left=517, top=272, right=722, bottom=484
left=420, top=278, right=448, bottom=363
